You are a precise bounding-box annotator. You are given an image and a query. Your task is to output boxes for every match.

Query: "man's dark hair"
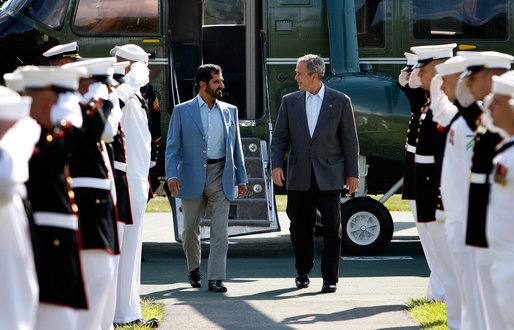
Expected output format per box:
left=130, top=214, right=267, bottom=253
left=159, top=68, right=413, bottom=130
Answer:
left=195, top=64, right=221, bottom=88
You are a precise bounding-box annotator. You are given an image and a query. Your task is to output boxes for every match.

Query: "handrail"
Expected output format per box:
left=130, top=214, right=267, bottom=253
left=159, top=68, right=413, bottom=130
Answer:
left=260, top=29, right=273, bottom=166
left=167, top=30, right=180, bottom=114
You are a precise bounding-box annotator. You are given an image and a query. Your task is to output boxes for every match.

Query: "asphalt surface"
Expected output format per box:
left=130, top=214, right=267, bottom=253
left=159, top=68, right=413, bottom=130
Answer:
left=140, top=212, right=426, bottom=329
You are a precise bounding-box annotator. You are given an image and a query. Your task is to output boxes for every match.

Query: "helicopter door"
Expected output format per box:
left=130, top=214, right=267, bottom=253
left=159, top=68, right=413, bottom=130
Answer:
left=168, top=0, right=280, bottom=242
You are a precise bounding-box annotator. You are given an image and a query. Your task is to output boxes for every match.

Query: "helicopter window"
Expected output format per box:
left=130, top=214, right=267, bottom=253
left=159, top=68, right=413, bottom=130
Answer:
left=73, top=0, right=159, bottom=34
left=355, top=0, right=385, bottom=48
left=413, top=0, right=508, bottom=40
left=204, top=0, right=245, bottom=25
left=2, top=0, right=69, bottom=30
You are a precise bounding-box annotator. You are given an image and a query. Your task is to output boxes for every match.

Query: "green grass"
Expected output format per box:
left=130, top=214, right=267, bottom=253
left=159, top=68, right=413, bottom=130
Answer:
left=147, top=194, right=411, bottom=213
left=115, top=299, right=165, bottom=329
left=369, top=194, right=411, bottom=211
left=146, top=196, right=171, bottom=213
left=407, top=297, right=447, bottom=329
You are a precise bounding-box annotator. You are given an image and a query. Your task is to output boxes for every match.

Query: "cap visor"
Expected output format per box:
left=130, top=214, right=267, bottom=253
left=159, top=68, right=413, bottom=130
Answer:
left=414, top=62, right=429, bottom=69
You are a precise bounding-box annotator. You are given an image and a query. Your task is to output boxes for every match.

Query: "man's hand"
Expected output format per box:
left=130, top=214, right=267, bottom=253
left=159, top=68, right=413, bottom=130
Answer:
left=346, top=176, right=359, bottom=195
left=167, top=178, right=180, bottom=196
left=237, top=184, right=247, bottom=199
left=272, top=168, right=285, bottom=187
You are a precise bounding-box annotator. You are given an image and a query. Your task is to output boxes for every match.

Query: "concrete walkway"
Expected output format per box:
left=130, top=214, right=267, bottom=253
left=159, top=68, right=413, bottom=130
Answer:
left=140, top=211, right=425, bottom=329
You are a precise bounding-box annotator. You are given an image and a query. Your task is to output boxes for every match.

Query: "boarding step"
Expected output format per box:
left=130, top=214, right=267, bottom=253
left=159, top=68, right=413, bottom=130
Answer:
left=244, top=158, right=264, bottom=179
left=241, top=137, right=262, bottom=158
left=245, top=178, right=266, bottom=199
left=204, top=198, right=269, bottom=223
left=200, top=219, right=271, bottom=227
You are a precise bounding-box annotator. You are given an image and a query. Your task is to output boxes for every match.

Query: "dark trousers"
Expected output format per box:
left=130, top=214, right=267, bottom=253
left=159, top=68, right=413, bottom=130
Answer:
left=286, top=171, right=342, bottom=284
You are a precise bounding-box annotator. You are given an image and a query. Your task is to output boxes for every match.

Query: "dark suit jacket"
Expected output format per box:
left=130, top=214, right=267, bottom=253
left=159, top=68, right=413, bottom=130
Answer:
left=271, top=86, right=359, bottom=191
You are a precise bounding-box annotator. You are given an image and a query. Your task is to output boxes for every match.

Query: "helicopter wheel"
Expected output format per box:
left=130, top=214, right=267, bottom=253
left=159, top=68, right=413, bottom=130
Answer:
left=340, top=197, right=393, bottom=255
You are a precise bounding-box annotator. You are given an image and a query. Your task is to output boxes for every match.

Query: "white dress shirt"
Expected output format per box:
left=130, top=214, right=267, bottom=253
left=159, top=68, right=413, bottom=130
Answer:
left=305, top=83, right=325, bottom=137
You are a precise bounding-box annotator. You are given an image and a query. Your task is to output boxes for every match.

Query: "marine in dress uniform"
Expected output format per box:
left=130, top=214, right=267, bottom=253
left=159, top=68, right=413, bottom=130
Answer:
left=432, top=56, right=486, bottom=330
left=110, top=44, right=158, bottom=327
left=110, top=61, right=133, bottom=226
left=139, top=83, right=162, bottom=201
left=0, top=84, right=39, bottom=330
left=485, top=71, right=514, bottom=328
left=63, top=58, right=122, bottom=330
left=22, top=66, right=88, bottom=330
left=456, top=51, right=512, bottom=330
left=43, top=41, right=81, bottom=66
left=398, top=52, right=445, bottom=302
left=410, top=43, right=461, bottom=329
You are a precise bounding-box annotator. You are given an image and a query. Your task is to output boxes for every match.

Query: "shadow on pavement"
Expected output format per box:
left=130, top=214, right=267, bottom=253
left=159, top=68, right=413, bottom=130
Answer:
left=281, top=304, right=409, bottom=324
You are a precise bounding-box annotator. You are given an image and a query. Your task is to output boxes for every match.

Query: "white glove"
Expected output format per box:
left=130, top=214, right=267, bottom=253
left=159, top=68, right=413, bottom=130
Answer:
left=430, top=74, right=458, bottom=126
left=0, top=117, right=40, bottom=183
left=408, top=68, right=422, bottom=89
left=50, top=92, right=83, bottom=128
left=82, top=82, right=109, bottom=104
left=114, top=83, right=136, bottom=104
left=127, top=62, right=150, bottom=89
left=455, top=77, right=475, bottom=107
left=482, top=94, right=509, bottom=138
left=435, top=210, right=446, bottom=224
left=398, top=71, right=409, bottom=87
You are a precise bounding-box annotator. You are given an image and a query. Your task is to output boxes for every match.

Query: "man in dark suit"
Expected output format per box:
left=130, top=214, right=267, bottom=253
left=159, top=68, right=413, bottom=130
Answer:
left=271, top=54, right=359, bottom=293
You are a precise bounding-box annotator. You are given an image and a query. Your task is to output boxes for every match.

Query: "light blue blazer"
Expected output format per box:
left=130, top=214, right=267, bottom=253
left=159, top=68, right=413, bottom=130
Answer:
left=165, top=96, right=248, bottom=200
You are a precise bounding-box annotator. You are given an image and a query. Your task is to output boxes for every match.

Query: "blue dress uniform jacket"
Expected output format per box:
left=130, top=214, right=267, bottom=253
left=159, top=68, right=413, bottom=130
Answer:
left=398, top=83, right=426, bottom=200
left=414, top=102, right=447, bottom=222
left=111, top=124, right=133, bottom=224
left=466, top=123, right=503, bottom=247
left=69, top=98, right=120, bottom=255
left=26, top=122, right=88, bottom=309
left=139, top=84, right=162, bottom=200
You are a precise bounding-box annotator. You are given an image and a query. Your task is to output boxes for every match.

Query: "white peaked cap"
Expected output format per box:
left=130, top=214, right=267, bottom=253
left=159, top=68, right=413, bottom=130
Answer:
left=401, top=52, right=418, bottom=72
left=435, top=56, right=467, bottom=77
left=3, top=65, right=41, bottom=92
left=405, top=52, right=418, bottom=66
left=411, top=43, right=457, bottom=68
left=457, top=51, right=513, bottom=78
left=63, top=57, right=116, bottom=79
left=0, top=85, right=32, bottom=120
left=43, top=41, right=81, bottom=60
left=21, top=66, right=86, bottom=91
left=491, top=71, right=514, bottom=96
left=110, top=44, right=150, bottom=63
left=113, top=61, right=130, bottom=75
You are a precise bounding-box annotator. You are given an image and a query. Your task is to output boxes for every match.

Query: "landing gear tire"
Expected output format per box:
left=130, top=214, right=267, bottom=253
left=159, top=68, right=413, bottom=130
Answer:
left=340, top=197, right=393, bottom=255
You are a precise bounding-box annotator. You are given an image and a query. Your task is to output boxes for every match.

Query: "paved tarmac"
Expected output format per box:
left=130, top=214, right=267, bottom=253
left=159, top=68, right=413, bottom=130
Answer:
left=140, top=211, right=426, bottom=329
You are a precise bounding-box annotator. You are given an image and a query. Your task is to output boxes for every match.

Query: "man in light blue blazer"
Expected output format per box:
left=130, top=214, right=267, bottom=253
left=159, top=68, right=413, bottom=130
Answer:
left=165, top=64, right=247, bottom=292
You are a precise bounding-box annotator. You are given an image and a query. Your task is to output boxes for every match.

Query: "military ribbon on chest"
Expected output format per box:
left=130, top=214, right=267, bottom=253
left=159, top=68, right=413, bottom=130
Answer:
left=494, top=163, right=508, bottom=186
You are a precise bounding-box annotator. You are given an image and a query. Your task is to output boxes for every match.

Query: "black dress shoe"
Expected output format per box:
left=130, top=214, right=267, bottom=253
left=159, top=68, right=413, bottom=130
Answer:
left=208, top=280, right=227, bottom=292
left=114, top=317, right=160, bottom=328
left=295, top=273, right=310, bottom=289
left=188, top=267, right=201, bottom=288
left=321, top=282, right=337, bottom=293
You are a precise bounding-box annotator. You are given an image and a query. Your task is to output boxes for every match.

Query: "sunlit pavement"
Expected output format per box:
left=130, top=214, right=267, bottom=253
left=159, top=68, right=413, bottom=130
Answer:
left=140, top=211, right=424, bottom=329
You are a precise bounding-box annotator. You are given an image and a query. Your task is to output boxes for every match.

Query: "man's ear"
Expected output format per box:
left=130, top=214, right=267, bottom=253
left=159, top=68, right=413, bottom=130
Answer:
left=199, top=81, right=206, bottom=90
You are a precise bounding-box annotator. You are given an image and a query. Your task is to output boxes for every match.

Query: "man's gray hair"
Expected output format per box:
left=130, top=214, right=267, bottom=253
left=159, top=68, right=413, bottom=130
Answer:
left=298, top=54, right=325, bottom=80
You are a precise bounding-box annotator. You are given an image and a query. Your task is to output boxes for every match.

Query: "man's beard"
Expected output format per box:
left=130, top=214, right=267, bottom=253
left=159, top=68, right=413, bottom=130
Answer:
left=206, top=85, right=223, bottom=99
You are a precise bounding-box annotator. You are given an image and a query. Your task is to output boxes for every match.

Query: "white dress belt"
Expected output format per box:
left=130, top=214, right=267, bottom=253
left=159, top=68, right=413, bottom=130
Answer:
left=406, top=144, right=416, bottom=153
left=33, top=212, right=78, bottom=230
left=114, top=161, right=127, bottom=172
left=415, top=154, right=435, bottom=164
left=70, top=177, right=111, bottom=190
left=469, top=172, right=491, bottom=184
